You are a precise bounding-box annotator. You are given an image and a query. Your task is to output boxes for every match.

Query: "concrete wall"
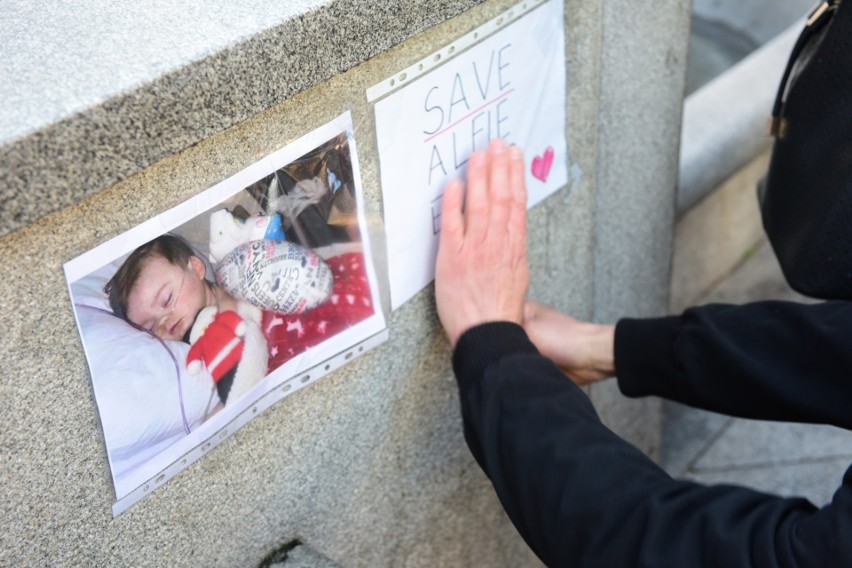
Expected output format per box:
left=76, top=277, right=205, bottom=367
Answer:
left=0, top=0, right=690, bottom=565
left=590, top=0, right=691, bottom=450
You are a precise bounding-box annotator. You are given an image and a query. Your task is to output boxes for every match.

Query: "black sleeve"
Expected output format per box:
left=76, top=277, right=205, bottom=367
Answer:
left=616, top=301, right=852, bottom=429
left=453, top=321, right=852, bottom=567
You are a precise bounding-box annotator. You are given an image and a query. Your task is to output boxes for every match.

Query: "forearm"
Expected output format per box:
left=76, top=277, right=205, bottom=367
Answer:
left=455, top=323, right=671, bottom=565
left=616, top=301, right=852, bottom=429
left=454, top=322, right=849, bottom=567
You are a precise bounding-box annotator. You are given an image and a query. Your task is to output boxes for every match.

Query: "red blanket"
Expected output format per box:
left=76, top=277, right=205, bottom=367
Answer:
left=261, top=252, right=374, bottom=373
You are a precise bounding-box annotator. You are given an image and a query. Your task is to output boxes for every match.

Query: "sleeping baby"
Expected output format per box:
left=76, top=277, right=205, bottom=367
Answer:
left=104, top=234, right=267, bottom=405
left=104, top=229, right=376, bottom=406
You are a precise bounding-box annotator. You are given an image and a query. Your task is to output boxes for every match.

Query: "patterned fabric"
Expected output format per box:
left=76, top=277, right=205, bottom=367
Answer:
left=216, top=240, right=334, bottom=314
left=261, top=252, right=374, bottom=373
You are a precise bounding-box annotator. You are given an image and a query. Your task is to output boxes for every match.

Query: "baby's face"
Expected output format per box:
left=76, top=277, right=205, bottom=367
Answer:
left=126, top=255, right=210, bottom=340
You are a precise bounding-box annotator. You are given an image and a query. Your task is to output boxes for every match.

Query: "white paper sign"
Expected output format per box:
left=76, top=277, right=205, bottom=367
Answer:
left=372, top=0, right=568, bottom=309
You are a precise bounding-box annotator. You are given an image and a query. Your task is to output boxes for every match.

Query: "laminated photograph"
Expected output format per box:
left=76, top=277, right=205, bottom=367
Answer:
left=64, top=113, right=387, bottom=515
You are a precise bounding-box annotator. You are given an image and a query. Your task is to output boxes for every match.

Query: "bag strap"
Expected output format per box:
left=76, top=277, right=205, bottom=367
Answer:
left=770, top=0, right=840, bottom=138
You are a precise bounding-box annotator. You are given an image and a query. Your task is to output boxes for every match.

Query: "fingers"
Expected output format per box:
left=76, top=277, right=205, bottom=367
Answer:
left=509, top=145, right=527, bottom=208
left=485, top=139, right=512, bottom=238
left=464, top=139, right=523, bottom=247
left=507, top=145, right=527, bottom=242
left=463, top=150, right=489, bottom=245
left=438, top=139, right=524, bottom=266
left=439, top=178, right=465, bottom=251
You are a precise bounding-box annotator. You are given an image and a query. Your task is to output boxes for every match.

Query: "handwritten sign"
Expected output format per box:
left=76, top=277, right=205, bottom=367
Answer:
left=372, top=0, right=568, bottom=309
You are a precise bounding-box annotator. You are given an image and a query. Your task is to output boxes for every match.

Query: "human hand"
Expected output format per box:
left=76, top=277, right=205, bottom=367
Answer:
left=435, top=139, right=529, bottom=346
left=522, top=300, right=616, bottom=385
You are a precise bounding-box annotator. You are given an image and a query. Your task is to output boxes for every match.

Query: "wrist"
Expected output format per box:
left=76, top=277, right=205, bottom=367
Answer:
left=586, top=323, right=616, bottom=378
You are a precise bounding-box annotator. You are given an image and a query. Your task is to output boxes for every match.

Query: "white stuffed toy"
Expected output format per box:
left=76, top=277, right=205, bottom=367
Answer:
left=209, top=209, right=285, bottom=264
left=186, top=302, right=268, bottom=405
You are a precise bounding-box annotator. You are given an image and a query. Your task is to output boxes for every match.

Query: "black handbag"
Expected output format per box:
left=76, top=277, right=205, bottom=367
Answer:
left=758, top=0, right=852, bottom=299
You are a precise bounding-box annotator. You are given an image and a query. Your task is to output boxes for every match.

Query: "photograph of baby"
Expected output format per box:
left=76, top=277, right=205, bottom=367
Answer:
left=65, top=114, right=386, bottom=514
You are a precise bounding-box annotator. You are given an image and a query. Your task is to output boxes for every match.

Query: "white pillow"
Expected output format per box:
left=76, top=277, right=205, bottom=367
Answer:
left=70, top=259, right=217, bottom=485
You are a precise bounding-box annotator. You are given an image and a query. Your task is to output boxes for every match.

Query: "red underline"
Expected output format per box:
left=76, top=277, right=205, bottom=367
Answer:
left=423, top=87, right=515, bottom=143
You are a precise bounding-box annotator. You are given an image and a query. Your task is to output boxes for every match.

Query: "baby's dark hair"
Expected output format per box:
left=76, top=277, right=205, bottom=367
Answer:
left=105, top=234, right=196, bottom=320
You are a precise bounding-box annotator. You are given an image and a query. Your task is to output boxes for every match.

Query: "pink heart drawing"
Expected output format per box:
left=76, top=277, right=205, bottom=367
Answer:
left=531, top=146, right=555, bottom=182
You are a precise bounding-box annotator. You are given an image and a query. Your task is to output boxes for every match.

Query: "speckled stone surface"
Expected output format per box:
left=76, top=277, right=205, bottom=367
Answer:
left=0, top=0, right=688, bottom=565
left=0, top=0, right=486, bottom=237
left=589, top=0, right=690, bottom=453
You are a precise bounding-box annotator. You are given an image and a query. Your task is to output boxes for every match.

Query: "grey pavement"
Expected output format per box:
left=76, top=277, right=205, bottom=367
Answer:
left=660, top=238, right=852, bottom=506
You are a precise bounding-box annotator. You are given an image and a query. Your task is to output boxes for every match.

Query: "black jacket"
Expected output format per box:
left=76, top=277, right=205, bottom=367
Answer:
left=452, top=301, right=852, bottom=567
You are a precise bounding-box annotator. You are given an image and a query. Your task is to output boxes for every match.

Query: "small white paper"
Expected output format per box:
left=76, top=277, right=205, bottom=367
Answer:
left=372, top=0, right=568, bottom=309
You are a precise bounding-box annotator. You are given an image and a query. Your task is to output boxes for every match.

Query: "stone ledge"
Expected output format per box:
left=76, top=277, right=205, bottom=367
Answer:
left=0, top=0, right=485, bottom=237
